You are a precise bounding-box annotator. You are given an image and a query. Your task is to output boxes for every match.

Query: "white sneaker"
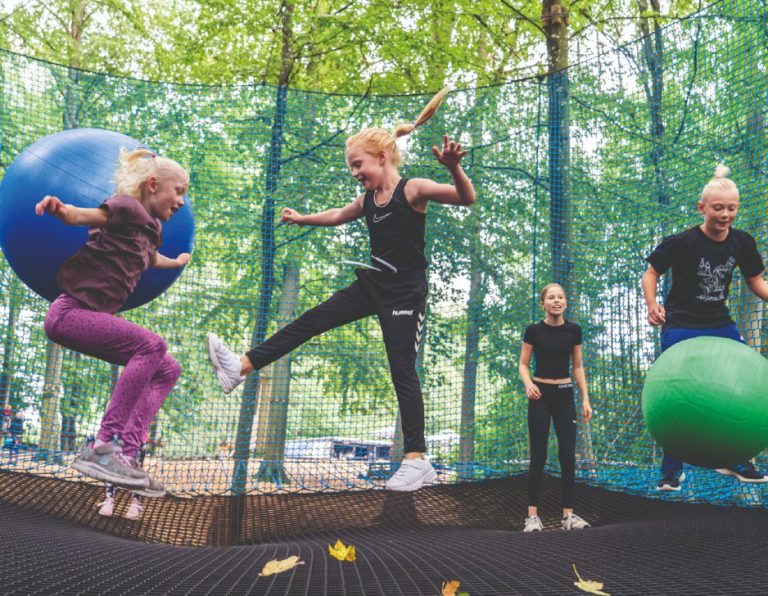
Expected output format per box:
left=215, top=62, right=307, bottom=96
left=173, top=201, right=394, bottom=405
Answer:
left=206, top=332, right=246, bottom=394
left=523, top=515, right=543, bottom=532
left=125, top=497, right=144, bottom=520
left=562, top=513, right=590, bottom=530
left=385, top=457, right=437, bottom=491
left=97, top=497, right=115, bottom=517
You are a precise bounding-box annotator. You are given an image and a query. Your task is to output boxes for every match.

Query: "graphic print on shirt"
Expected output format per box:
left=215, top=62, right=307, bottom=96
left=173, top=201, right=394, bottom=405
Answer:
left=697, top=256, right=735, bottom=302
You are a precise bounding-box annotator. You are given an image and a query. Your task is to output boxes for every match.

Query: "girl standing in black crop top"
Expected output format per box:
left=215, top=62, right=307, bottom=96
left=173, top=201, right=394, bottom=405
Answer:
left=206, top=88, right=476, bottom=492
left=519, top=283, right=592, bottom=532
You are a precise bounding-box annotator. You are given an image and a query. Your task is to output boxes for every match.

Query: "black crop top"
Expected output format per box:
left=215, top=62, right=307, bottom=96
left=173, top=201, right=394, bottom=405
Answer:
left=523, top=320, right=582, bottom=379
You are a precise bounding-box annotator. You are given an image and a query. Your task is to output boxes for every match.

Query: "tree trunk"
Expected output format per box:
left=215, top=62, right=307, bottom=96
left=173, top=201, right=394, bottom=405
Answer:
left=255, top=260, right=300, bottom=483
left=38, top=0, right=87, bottom=461
left=38, top=340, right=63, bottom=456
left=229, top=0, right=296, bottom=542
left=0, top=276, right=21, bottom=410
left=543, top=0, right=572, bottom=294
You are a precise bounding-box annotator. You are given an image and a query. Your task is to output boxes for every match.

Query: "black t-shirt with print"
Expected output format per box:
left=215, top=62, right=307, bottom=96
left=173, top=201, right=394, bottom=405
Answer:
left=523, top=320, right=582, bottom=379
left=646, top=226, right=764, bottom=329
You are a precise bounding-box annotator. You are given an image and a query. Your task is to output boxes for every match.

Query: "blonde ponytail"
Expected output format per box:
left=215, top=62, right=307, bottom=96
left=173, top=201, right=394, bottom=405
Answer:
left=346, top=87, right=451, bottom=166
left=392, top=87, right=450, bottom=139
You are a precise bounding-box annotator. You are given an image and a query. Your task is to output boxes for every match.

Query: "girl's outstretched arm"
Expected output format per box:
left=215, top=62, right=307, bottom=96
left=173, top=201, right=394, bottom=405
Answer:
left=35, top=195, right=108, bottom=227
left=408, top=136, right=476, bottom=208
left=281, top=195, right=364, bottom=227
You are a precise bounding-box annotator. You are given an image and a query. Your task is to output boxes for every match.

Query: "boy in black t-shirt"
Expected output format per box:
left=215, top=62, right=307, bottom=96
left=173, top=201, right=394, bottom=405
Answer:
left=642, top=165, right=768, bottom=491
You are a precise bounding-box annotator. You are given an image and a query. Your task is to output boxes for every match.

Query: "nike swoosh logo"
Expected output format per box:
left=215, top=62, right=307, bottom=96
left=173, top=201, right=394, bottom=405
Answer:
left=372, top=212, right=392, bottom=223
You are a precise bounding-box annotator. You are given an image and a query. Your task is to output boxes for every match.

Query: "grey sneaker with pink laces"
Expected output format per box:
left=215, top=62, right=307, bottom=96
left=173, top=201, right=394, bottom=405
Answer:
left=71, top=438, right=148, bottom=489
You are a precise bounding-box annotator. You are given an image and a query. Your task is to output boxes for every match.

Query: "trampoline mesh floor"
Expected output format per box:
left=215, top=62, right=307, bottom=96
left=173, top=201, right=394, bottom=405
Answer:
left=1, top=473, right=768, bottom=595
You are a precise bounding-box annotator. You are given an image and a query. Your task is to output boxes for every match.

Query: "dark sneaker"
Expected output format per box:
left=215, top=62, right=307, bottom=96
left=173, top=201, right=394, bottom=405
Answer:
left=71, top=439, right=148, bottom=489
left=716, top=462, right=768, bottom=483
left=562, top=513, right=590, bottom=530
left=656, top=471, right=685, bottom=492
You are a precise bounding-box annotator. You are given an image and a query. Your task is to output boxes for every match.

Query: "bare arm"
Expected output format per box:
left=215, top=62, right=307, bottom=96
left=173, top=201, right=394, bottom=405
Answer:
left=572, top=344, right=592, bottom=423
left=519, top=342, right=541, bottom=399
left=35, top=195, right=108, bottom=227
left=745, top=274, right=768, bottom=301
left=281, top=195, right=364, bottom=227
left=152, top=251, right=191, bottom=270
left=642, top=265, right=666, bottom=326
left=407, top=136, right=476, bottom=209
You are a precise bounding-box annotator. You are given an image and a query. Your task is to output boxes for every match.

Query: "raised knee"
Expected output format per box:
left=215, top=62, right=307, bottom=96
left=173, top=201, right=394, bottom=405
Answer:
left=166, top=356, right=181, bottom=382
left=144, top=334, right=168, bottom=356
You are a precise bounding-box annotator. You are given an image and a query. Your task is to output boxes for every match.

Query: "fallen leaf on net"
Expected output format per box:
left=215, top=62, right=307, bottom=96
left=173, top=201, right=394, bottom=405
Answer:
left=259, top=556, right=304, bottom=577
left=573, top=564, right=610, bottom=596
left=441, top=579, right=469, bottom=595
left=329, top=539, right=356, bottom=562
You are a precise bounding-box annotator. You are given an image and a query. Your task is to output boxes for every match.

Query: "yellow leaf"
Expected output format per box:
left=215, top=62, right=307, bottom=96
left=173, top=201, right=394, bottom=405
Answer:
left=329, top=539, right=356, bottom=562
left=442, top=580, right=461, bottom=595
left=573, top=565, right=610, bottom=596
left=258, top=556, right=304, bottom=577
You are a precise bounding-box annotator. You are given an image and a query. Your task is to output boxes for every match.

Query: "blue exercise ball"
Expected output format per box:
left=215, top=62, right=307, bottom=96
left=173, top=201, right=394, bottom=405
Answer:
left=0, top=128, right=194, bottom=311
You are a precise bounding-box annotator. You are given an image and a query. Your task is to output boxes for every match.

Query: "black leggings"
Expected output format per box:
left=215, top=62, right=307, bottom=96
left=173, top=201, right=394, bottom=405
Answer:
left=527, top=382, right=577, bottom=509
left=246, top=268, right=428, bottom=454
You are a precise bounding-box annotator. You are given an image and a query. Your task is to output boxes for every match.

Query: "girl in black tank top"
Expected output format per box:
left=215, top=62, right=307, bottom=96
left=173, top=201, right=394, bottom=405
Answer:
left=362, top=177, right=427, bottom=273
left=205, top=88, right=476, bottom=493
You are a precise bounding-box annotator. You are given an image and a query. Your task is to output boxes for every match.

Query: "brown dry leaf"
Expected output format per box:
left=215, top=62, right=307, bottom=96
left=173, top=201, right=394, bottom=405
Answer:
left=573, top=565, right=610, bottom=596
left=258, top=556, right=304, bottom=577
left=441, top=580, right=461, bottom=596
left=328, top=539, right=356, bottom=562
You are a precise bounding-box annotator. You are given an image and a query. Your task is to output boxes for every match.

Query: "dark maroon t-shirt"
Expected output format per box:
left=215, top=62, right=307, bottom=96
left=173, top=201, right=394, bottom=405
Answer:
left=57, top=195, right=162, bottom=313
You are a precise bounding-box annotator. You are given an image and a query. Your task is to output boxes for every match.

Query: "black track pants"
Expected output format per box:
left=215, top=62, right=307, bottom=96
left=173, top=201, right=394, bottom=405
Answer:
left=246, top=269, right=428, bottom=453
left=527, top=382, right=577, bottom=509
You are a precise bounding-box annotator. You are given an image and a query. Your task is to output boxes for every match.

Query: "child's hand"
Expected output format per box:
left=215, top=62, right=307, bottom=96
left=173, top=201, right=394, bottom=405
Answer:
left=281, top=208, right=303, bottom=225
left=525, top=382, right=542, bottom=400
left=35, top=195, right=68, bottom=220
left=647, top=303, right=666, bottom=326
left=582, top=401, right=593, bottom=423
left=175, top=253, right=191, bottom=267
left=432, top=135, right=467, bottom=172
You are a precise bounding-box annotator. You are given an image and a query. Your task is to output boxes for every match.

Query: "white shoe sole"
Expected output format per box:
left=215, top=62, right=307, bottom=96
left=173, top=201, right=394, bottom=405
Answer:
left=206, top=332, right=238, bottom=394
left=71, top=460, right=149, bottom=489
left=132, top=485, right=166, bottom=498
left=656, top=471, right=685, bottom=492
left=385, top=468, right=438, bottom=492
left=715, top=468, right=768, bottom=483
left=656, top=484, right=681, bottom=492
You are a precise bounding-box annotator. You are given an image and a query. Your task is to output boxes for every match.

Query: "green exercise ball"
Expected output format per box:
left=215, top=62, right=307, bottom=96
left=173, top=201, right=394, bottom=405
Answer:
left=642, top=336, right=768, bottom=468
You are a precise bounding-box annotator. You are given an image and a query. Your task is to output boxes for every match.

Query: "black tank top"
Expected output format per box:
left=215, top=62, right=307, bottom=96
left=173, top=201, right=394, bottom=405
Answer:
left=363, top=178, right=427, bottom=272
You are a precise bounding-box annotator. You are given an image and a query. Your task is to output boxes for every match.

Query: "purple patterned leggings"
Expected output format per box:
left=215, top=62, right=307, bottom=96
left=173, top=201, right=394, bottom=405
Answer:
left=44, top=295, right=180, bottom=457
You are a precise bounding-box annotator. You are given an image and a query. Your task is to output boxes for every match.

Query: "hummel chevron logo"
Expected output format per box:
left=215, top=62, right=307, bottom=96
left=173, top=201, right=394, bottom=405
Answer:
left=372, top=212, right=392, bottom=223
